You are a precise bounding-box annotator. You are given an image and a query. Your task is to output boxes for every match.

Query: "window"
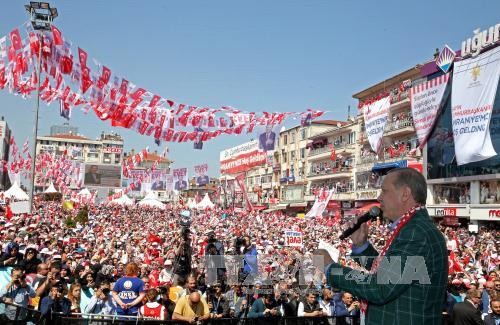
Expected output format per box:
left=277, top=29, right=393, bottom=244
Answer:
left=300, top=148, right=305, bottom=159
left=290, top=133, right=295, bottom=144
left=291, top=150, right=296, bottom=160
left=283, top=135, right=288, bottom=146
left=480, top=180, right=500, bottom=204
left=433, top=183, right=470, bottom=204
left=348, top=131, right=356, bottom=144
left=301, top=128, right=307, bottom=140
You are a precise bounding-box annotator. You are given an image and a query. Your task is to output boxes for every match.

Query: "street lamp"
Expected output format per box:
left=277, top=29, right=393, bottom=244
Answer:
left=25, top=2, right=58, bottom=212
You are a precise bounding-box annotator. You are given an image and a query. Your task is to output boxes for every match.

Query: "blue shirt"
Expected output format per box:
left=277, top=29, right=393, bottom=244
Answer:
left=112, top=276, right=144, bottom=315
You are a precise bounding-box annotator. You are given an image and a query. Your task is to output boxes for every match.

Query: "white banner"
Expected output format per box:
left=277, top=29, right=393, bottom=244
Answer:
left=410, top=73, right=450, bottom=148
left=363, top=97, right=391, bottom=152
left=305, top=189, right=334, bottom=218
left=284, top=230, right=303, bottom=247
left=451, top=46, right=500, bottom=165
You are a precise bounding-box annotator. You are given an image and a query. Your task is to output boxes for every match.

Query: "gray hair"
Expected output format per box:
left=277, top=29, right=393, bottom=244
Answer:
left=387, top=168, right=427, bottom=204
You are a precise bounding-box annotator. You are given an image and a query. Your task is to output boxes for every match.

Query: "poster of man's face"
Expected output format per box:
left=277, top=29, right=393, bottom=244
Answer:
left=259, top=125, right=277, bottom=152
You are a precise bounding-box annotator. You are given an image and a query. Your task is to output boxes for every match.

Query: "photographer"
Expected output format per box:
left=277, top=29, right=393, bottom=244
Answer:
left=225, top=284, right=248, bottom=318
left=0, top=267, right=36, bottom=321
left=206, top=283, right=230, bottom=319
left=35, top=264, right=66, bottom=299
left=248, top=292, right=282, bottom=324
left=157, top=285, right=176, bottom=320
left=84, top=281, right=116, bottom=316
left=173, top=211, right=193, bottom=281
left=334, top=292, right=360, bottom=325
left=241, top=236, right=258, bottom=284
left=172, top=292, right=210, bottom=324
left=205, top=231, right=226, bottom=286
left=40, top=284, right=71, bottom=323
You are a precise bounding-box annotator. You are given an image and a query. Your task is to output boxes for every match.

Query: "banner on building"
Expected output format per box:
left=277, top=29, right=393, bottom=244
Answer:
left=451, top=46, right=500, bottom=165
left=84, top=164, right=121, bottom=187
left=173, top=168, right=188, bottom=191
left=235, top=173, right=253, bottom=211
left=362, top=97, right=391, bottom=152
left=411, top=73, right=450, bottom=148
left=150, top=170, right=167, bottom=191
left=284, top=230, right=303, bottom=247
left=220, top=140, right=267, bottom=174
left=194, top=163, right=209, bottom=186
left=306, top=189, right=334, bottom=218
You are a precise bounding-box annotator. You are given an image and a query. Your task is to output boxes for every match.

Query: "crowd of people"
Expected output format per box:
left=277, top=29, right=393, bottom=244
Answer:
left=0, top=198, right=497, bottom=323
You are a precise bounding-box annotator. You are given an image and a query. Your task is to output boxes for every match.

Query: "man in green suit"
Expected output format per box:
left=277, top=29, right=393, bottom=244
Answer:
left=316, top=168, right=448, bottom=324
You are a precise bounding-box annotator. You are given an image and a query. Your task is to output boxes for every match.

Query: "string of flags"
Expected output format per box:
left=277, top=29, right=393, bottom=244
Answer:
left=0, top=22, right=325, bottom=146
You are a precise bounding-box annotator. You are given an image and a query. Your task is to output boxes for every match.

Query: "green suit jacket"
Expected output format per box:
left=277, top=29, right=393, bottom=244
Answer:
left=326, top=208, right=448, bottom=325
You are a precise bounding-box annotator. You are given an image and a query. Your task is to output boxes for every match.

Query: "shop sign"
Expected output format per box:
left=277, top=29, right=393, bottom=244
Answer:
left=435, top=207, right=457, bottom=217
left=356, top=190, right=379, bottom=200
left=461, top=23, right=500, bottom=57
left=103, top=147, right=122, bottom=154
left=469, top=206, right=500, bottom=221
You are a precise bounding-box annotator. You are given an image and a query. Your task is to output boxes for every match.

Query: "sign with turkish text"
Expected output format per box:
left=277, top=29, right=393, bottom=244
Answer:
left=451, top=46, right=500, bottom=165
left=362, top=97, right=391, bottom=152
left=284, top=230, right=303, bottom=247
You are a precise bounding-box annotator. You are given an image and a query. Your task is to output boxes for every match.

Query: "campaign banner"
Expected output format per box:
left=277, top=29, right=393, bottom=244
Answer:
left=84, top=164, right=121, bottom=187
left=451, top=46, right=500, bottom=165
left=220, top=150, right=267, bottom=174
left=165, top=174, right=174, bottom=192
left=235, top=173, right=253, bottom=211
left=306, top=189, right=334, bottom=218
left=363, top=97, right=391, bottom=152
left=411, top=73, right=450, bottom=148
left=284, top=230, right=303, bottom=247
left=173, top=168, right=188, bottom=191
left=150, top=170, right=167, bottom=191
left=194, top=163, right=209, bottom=186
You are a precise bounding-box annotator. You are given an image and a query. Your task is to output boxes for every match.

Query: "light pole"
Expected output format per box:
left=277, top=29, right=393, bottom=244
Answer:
left=25, top=2, right=58, bottom=212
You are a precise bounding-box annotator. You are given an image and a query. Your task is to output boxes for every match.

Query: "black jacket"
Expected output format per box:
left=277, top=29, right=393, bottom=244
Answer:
left=452, top=300, right=483, bottom=325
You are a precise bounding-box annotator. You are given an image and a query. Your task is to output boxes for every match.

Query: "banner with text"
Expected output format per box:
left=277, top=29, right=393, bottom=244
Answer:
left=363, top=97, right=391, bottom=152
left=451, top=46, right=500, bottom=165
left=411, top=73, right=450, bottom=148
left=165, top=174, right=174, bottom=192
left=220, top=140, right=267, bottom=174
left=194, top=163, right=209, bottom=186
left=284, top=230, right=303, bottom=247
left=173, top=168, right=188, bottom=191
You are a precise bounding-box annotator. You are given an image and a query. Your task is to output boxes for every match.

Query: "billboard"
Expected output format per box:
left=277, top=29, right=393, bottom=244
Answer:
left=84, top=164, right=121, bottom=187
left=173, top=168, right=188, bottom=191
left=194, top=163, right=209, bottom=186
left=219, top=140, right=267, bottom=174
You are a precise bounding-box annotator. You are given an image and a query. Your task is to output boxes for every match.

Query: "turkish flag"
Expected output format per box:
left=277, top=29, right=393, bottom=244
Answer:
left=448, top=251, right=464, bottom=275
left=51, top=25, right=63, bottom=45
left=60, top=55, right=73, bottom=74
left=330, top=149, right=336, bottom=161
left=78, top=47, right=88, bottom=68
left=5, top=205, right=12, bottom=220
left=9, top=28, right=22, bottom=51
left=148, top=233, right=162, bottom=244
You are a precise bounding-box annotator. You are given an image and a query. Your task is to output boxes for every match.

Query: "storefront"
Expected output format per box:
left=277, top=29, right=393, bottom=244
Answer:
left=469, top=205, right=500, bottom=223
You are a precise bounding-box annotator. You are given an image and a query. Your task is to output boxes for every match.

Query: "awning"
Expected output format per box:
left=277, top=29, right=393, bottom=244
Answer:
left=372, top=160, right=407, bottom=172
left=289, top=202, right=307, bottom=208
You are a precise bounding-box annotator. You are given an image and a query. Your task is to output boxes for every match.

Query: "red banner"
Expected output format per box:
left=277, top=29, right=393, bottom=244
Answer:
left=235, top=173, right=253, bottom=212
left=220, top=150, right=267, bottom=174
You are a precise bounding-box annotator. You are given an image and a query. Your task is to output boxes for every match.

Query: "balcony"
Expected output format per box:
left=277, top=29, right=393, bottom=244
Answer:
left=308, top=182, right=355, bottom=201
left=307, top=167, right=353, bottom=181
left=385, top=118, right=415, bottom=137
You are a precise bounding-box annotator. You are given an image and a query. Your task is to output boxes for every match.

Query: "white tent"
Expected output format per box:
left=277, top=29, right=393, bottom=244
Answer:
left=4, top=182, right=29, bottom=201
left=138, top=192, right=165, bottom=209
left=77, top=188, right=92, bottom=197
left=110, top=194, right=134, bottom=206
left=43, top=183, right=58, bottom=194
left=196, top=193, right=215, bottom=209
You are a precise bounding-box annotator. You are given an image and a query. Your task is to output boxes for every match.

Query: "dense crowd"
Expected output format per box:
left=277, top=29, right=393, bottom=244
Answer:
left=0, top=199, right=498, bottom=323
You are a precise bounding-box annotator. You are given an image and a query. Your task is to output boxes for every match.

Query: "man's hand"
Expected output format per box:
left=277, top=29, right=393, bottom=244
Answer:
left=346, top=216, right=369, bottom=247
left=269, top=309, right=279, bottom=316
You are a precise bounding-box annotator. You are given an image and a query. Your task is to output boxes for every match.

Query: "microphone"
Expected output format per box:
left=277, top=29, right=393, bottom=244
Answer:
left=339, top=206, right=382, bottom=240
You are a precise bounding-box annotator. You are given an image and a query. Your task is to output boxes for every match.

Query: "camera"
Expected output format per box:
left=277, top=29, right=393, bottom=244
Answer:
left=102, top=288, right=110, bottom=295
left=158, top=286, right=168, bottom=295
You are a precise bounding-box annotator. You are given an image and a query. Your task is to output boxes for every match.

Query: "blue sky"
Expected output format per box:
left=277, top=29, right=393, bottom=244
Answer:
left=0, top=0, right=499, bottom=177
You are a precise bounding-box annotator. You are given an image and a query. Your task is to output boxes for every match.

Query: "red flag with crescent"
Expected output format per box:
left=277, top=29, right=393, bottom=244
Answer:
left=9, top=28, right=22, bottom=51
left=51, top=25, right=63, bottom=45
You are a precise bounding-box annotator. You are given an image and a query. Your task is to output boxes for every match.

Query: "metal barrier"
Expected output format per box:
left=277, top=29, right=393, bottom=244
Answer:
left=0, top=300, right=42, bottom=324
left=52, top=315, right=359, bottom=325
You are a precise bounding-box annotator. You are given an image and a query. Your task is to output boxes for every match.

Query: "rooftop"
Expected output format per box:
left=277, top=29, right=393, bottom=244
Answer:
left=42, top=133, right=91, bottom=141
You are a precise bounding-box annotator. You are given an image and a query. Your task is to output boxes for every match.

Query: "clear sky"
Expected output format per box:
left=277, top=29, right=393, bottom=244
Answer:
left=0, top=0, right=499, bottom=178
